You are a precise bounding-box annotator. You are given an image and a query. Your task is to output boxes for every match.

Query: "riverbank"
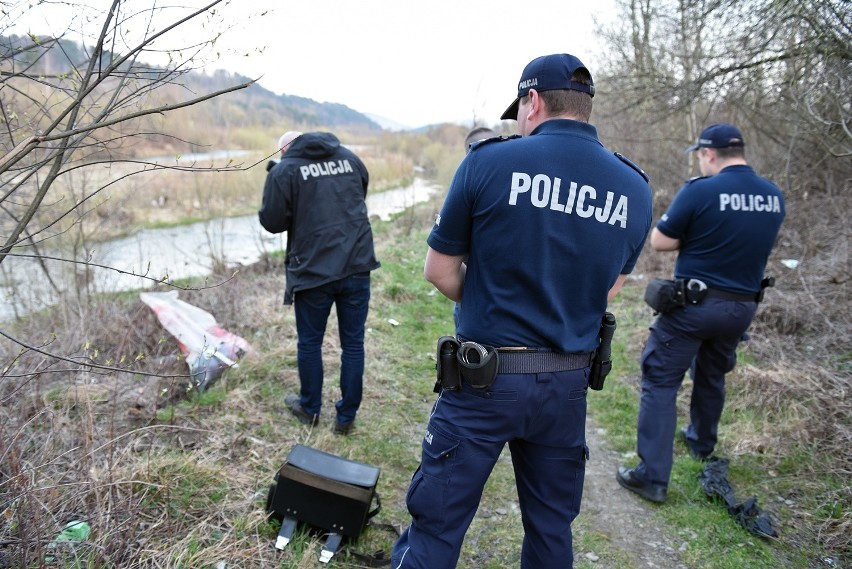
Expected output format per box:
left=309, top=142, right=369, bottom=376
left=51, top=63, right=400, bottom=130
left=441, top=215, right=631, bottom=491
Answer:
left=0, top=177, right=440, bottom=322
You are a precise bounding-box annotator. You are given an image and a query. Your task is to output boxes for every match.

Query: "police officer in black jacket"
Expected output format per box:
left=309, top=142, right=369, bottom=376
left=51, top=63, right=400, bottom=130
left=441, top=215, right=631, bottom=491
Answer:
left=259, top=131, right=380, bottom=435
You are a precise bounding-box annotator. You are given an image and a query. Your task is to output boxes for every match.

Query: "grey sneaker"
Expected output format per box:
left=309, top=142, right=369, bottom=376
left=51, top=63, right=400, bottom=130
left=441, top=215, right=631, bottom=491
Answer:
left=284, top=393, right=319, bottom=426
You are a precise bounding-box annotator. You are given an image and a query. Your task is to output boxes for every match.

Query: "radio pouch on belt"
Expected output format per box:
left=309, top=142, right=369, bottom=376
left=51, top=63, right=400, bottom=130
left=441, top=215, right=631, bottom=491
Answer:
left=266, top=444, right=381, bottom=564
left=644, top=278, right=686, bottom=314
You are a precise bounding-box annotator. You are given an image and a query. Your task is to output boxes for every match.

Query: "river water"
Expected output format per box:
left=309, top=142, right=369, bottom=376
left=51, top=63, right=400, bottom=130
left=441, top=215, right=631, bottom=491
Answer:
left=0, top=178, right=440, bottom=321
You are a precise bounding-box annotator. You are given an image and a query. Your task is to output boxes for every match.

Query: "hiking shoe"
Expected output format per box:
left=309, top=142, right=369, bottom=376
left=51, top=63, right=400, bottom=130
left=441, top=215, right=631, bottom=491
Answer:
left=679, top=426, right=712, bottom=461
left=616, top=466, right=667, bottom=503
left=284, top=393, right=319, bottom=426
left=332, top=419, right=355, bottom=436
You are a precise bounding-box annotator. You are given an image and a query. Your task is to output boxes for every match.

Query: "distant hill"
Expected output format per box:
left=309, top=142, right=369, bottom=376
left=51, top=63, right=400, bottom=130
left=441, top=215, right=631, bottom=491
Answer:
left=198, top=71, right=383, bottom=132
left=1, top=34, right=382, bottom=133
left=365, top=113, right=413, bottom=132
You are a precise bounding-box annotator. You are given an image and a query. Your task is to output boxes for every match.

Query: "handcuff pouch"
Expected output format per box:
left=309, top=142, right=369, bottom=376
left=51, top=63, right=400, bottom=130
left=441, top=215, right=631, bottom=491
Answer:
left=457, top=342, right=500, bottom=390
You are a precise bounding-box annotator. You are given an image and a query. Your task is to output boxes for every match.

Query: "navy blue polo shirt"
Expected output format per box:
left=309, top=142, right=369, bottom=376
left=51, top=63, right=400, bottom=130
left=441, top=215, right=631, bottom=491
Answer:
left=657, top=165, right=785, bottom=294
left=427, top=119, right=652, bottom=353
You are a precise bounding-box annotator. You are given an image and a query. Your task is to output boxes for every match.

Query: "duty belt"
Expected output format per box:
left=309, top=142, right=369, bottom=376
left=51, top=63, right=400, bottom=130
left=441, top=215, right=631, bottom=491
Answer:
left=495, top=348, right=593, bottom=373
left=704, top=288, right=757, bottom=302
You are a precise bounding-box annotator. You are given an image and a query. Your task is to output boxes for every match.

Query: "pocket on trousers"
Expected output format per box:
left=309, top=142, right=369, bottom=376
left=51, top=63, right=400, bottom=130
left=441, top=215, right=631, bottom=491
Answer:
left=420, top=425, right=460, bottom=477
left=568, top=449, right=587, bottom=519
left=406, top=426, right=461, bottom=535
left=724, top=350, right=738, bottom=374
left=641, top=326, right=675, bottom=376
left=405, top=469, right=450, bottom=535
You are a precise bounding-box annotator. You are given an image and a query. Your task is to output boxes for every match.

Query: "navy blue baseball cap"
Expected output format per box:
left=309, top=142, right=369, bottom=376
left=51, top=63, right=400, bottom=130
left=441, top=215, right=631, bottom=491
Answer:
left=500, top=53, right=595, bottom=120
left=687, top=123, right=745, bottom=151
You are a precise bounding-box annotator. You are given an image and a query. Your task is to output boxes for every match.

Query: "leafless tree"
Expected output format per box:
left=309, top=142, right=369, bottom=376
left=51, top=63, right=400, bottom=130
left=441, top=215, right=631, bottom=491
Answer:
left=596, top=0, right=851, bottom=197
left=0, top=0, right=256, bottom=277
left=0, top=0, right=266, bottom=366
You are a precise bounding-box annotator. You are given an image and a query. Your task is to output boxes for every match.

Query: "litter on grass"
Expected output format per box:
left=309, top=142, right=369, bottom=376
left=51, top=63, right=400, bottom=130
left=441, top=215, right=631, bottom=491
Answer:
left=698, top=457, right=778, bottom=538
left=141, top=291, right=251, bottom=391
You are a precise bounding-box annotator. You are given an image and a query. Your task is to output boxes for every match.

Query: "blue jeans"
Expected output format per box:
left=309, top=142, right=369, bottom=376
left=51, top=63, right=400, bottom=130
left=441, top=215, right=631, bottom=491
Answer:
left=293, top=273, right=371, bottom=424
left=633, top=298, right=757, bottom=487
left=392, top=368, right=589, bottom=568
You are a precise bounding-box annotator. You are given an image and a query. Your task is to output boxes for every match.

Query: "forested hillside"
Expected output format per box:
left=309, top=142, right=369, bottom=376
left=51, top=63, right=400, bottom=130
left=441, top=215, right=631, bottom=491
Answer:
left=1, top=33, right=380, bottom=157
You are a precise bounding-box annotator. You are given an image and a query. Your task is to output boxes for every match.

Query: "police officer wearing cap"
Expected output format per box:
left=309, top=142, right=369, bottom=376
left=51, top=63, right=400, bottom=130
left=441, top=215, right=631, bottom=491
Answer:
left=617, top=123, right=785, bottom=503
left=391, top=54, right=653, bottom=569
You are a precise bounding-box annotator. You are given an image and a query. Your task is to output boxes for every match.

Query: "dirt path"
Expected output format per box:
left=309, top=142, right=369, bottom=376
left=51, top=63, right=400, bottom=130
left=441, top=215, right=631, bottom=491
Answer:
left=577, top=418, right=690, bottom=568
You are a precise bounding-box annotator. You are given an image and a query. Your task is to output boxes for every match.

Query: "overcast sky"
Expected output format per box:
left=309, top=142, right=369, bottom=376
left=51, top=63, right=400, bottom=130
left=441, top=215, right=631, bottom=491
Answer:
left=11, top=0, right=617, bottom=128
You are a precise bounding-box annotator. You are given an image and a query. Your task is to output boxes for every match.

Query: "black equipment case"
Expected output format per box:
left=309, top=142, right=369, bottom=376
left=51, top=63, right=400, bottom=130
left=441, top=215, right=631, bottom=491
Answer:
left=266, top=444, right=381, bottom=562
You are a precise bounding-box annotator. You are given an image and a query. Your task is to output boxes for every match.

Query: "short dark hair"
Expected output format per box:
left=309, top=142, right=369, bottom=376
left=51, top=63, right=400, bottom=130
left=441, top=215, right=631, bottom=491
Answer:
left=714, top=146, right=746, bottom=159
left=528, top=69, right=593, bottom=122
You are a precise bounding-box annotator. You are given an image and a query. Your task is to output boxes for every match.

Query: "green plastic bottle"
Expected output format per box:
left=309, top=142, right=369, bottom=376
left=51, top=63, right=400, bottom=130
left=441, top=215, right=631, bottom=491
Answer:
left=45, top=521, right=91, bottom=563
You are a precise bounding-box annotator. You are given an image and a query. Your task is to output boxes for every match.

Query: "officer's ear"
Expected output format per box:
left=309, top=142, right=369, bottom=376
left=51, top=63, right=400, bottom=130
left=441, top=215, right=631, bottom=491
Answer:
left=528, top=89, right=547, bottom=118
left=526, top=89, right=542, bottom=120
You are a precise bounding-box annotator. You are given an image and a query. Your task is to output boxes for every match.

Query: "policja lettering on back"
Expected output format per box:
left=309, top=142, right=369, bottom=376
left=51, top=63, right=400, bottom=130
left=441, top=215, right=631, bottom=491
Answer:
left=719, top=192, right=782, bottom=212
left=299, top=159, right=354, bottom=181
left=509, top=172, right=629, bottom=228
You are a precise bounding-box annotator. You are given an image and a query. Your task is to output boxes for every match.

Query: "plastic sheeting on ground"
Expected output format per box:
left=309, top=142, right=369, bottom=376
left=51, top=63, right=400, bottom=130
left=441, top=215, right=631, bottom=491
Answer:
left=140, top=291, right=251, bottom=391
left=698, top=457, right=778, bottom=538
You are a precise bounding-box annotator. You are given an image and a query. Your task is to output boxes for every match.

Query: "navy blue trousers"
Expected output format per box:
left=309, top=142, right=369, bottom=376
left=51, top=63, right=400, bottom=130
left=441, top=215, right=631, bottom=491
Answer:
left=293, top=272, right=371, bottom=424
left=633, top=298, right=757, bottom=487
left=392, top=368, right=589, bottom=569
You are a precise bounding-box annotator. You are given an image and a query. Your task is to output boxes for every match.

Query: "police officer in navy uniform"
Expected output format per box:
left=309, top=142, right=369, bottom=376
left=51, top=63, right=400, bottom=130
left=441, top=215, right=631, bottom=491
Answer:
left=391, top=54, right=653, bottom=569
left=617, top=123, right=785, bottom=503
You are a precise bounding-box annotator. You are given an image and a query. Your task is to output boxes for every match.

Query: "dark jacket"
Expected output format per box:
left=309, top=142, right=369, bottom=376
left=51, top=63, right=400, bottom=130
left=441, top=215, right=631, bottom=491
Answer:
left=259, top=132, right=380, bottom=304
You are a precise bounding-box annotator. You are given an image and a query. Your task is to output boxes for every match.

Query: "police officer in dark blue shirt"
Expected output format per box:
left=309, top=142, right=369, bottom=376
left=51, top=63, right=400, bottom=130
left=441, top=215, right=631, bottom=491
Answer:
left=391, top=53, right=653, bottom=569
left=617, top=123, right=785, bottom=503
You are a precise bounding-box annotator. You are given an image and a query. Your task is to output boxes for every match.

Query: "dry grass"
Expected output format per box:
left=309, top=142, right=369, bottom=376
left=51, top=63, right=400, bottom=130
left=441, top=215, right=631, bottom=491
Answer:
left=0, top=210, right=425, bottom=567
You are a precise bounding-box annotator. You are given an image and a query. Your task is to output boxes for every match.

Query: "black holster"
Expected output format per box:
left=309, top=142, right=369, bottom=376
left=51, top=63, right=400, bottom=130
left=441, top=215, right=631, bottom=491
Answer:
left=589, top=312, right=616, bottom=391
left=756, top=276, right=775, bottom=302
left=434, top=336, right=461, bottom=393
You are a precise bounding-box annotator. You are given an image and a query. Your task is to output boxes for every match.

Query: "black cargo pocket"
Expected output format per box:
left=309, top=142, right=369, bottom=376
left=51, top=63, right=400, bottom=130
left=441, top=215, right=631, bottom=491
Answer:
left=641, top=325, right=675, bottom=375
left=405, top=426, right=460, bottom=535
left=569, top=446, right=587, bottom=518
